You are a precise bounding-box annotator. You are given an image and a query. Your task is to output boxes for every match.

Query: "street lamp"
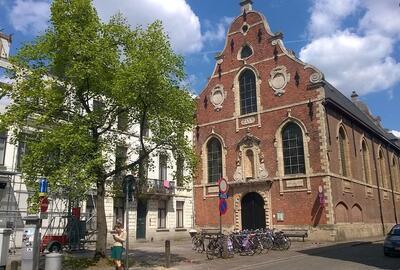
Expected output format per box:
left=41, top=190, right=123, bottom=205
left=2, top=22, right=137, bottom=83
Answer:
left=122, top=175, right=135, bottom=270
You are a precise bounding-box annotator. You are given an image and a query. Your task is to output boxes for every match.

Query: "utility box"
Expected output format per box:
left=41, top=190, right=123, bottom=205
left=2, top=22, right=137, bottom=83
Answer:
left=0, top=228, right=12, bottom=270
left=21, top=216, right=41, bottom=270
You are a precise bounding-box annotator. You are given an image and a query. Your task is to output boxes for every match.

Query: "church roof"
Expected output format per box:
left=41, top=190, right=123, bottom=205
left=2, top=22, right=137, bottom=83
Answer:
left=324, top=82, right=400, bottom=151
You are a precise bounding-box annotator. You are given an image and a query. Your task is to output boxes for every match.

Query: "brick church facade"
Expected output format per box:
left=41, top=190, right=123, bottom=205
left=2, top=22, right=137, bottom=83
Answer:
left=194, top=0, right=400, bottom=241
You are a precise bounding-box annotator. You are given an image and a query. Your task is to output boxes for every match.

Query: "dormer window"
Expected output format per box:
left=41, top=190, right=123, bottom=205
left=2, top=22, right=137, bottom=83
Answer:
left=240, top=45, right=253, bottom=59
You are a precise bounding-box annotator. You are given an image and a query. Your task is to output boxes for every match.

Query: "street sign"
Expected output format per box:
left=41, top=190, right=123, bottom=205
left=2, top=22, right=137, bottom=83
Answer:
left=219, top=193, right=228, bottom=199
left=219, top=198, right=227, bottom=215
left=39, top=178, right=48, bottom=197
left=218, top=177, right=229, bottom=194
left=39, top=197, right=49, bottom=213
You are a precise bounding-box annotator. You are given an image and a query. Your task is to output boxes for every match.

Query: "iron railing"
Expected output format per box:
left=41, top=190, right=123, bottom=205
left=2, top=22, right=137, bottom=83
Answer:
left=144, top=178, right=175, bottom=195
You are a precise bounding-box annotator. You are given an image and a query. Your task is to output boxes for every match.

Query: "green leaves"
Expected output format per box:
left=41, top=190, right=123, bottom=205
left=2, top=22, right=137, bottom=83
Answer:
left=0, top=0, right=195, bottom=205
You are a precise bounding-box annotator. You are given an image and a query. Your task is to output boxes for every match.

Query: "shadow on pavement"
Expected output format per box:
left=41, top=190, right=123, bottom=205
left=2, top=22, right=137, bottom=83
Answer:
left=130, top=249, right=199, bottom=268
left=298, top=241, right=400, bottom=270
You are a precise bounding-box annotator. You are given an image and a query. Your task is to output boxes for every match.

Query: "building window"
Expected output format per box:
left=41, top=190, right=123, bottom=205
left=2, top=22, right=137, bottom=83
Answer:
left=117, top=111, right=128, bottom=131
left=361, top=141, right=371, bottom=184
left=158, top=200, right=167, bottom=229
left=391, top=157, right=399, bottom=191
left=175, top=154, right=184, bottom=187
left=159, top=153, right=168, bottom=180
left=207, top=138, right=222, bottom=183
left=378, top=149, right=388, bottom=188
left=113, top=197, right=125, bottom=226
left=115, top=145, right=128, bottom=174
left=338, top=127, right=350, bottom=177
left=282, top=123, right=305, bottom=175
left=16, top=140, right=28, bottom=170
left=176, top=201, right=184, bottom=228
left=239, top=69, right=257, bottom=115
left=0, top=132, right=6, bottom=166
left=240, top=45, right=253, bottom=59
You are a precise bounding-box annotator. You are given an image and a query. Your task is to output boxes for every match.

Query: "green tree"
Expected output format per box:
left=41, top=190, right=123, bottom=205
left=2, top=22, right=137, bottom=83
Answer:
left=0, top=0, right=195, bottom=257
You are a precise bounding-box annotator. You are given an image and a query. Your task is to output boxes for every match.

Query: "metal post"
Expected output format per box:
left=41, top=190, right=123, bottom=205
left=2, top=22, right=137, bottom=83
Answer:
left=165, top=240, right=170, bottom=268
left=125, top=193, right=130, bottom=270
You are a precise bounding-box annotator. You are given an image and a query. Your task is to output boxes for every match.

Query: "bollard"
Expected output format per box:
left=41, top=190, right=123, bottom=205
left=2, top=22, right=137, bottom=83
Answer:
left=45, top=252, right=63, bottom=270
left=165, top=240, right=171, bottom=268
left=221, top=235, right=228, bottom=259
left=10, top=260, right=20, bottom=270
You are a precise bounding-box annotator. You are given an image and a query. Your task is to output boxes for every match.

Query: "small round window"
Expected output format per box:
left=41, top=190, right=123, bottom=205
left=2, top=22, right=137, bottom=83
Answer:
left=240, top=45, right=253, bottom=59
left=242, top=24, right=249, bottom=33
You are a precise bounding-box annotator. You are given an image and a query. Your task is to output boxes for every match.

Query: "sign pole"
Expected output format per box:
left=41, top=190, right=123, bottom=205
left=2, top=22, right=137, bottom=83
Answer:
left=125, top=191, right=129, bottom=270
left=219, top=191, right=222, bottom=235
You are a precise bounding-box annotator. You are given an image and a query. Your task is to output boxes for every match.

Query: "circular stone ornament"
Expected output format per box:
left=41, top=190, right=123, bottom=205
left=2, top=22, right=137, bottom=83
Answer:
left=210, top=86, right=226, bottom=111
left=268, top=66, right=290, bottom=96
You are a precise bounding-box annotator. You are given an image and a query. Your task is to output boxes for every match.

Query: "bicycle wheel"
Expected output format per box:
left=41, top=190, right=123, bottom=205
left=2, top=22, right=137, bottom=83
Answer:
left=206, top=240, right=216, bottom=260
left=283, top=237, right=291, bottom=250
left=262, top=237, right=273, bottom=251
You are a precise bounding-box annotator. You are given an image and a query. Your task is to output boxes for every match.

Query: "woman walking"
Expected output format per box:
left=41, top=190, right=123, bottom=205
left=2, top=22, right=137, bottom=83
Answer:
left=111, top=220, right=125, bottom=270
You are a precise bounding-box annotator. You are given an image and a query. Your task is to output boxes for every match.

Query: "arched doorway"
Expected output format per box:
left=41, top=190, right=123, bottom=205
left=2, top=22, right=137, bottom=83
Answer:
left=241, top=192, right=266, bottom=230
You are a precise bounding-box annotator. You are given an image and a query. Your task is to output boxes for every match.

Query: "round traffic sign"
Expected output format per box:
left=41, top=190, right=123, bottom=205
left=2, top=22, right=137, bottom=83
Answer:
left=218, top=178, right=229, bottom=194
left=40, top=197, right=49, bottom=213
left=219, top=198, right=227, bottom=215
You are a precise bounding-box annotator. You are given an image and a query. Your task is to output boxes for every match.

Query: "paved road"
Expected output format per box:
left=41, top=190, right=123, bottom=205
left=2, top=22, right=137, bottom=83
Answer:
left=176, top=240, right=400, bottom=270
left=8, top=238, right=399, bottom=269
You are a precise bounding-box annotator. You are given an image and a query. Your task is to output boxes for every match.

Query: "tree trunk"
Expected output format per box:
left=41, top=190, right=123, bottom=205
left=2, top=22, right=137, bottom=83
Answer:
left=95, top=178, right=107, bottom=258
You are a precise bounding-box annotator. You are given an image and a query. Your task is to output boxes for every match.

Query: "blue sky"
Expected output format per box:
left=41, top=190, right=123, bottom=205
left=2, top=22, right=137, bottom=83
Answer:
left=1, top=0, right=400, bottom=135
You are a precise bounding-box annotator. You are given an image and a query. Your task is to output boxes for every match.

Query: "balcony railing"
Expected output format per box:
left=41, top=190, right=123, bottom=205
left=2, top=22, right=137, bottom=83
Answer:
left=143, top=178, right=175, bottom=196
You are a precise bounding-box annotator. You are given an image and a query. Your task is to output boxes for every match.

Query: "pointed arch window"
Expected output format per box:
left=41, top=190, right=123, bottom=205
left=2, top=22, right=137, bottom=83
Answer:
left=240, top=45, right=253, bottom=59
left=282, top=123, right=305, bottom=175
left=339, top=128, right=350, bottom=177
left=378, top=149, right=388, bottom=188
left=239, top=69, right=257, bottom=115
left=361, top=141, right=371, bottom=184
left=391, top=157, right=399, bottom=191
left=207, top=138, right=222, bottom=183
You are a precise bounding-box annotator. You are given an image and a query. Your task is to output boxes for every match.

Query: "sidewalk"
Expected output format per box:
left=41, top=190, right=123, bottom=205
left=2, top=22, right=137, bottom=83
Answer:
left=6, top=236, right=385, bottom=270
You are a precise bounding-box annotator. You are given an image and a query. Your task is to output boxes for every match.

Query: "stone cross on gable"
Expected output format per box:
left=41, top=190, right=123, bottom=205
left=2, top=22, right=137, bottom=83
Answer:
left=240, top=0, right=253, bottom=12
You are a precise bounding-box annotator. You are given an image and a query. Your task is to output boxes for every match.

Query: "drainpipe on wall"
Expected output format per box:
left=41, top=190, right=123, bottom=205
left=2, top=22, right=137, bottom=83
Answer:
left=371, top=139, right=386, bottom=235
left=385, top=147, right=398, bottom=224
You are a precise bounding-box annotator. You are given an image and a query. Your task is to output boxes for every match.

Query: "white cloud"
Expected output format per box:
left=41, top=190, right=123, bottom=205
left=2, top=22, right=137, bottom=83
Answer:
left=93, top=0, right=203, bottom=54
left=392, top=130, right=400, bottom=138
left=308, top=0, right=360, bottom=37
left=9, top=0, right=50, bottom=34
left=300, top=0, right=400, bottom=96
left=202, top=16, right=233, bottom=43
left=300, top=31, right=400, bottom=95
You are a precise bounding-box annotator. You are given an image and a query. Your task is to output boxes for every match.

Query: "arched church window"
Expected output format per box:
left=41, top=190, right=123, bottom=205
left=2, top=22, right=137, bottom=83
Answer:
left=244, top=149, right=255, bottom=179
left=361, top=140, right=371, bottom=184
left=240, top=45, right=253, bottom=59
left=282, top=123, right=305, bottom=175
left=378, top=149, right=388, bottom=188
left=391, top=157, right=399, bottom=191
left=207, top=138, right=222, bottom=183
left=339, top=127, right=350, bottom=177
left=239, top=69, right=257, bottom=115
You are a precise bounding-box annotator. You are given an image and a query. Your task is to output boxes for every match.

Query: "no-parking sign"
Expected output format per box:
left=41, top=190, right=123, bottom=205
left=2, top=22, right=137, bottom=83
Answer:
left=219, top=198, right=227, bottom=215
